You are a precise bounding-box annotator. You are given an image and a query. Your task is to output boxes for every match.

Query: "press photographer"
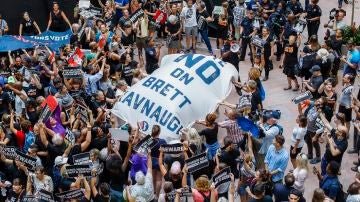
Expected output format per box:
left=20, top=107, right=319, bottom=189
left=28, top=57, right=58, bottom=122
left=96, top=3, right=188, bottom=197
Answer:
left=323, top=8, right=346, bottom=40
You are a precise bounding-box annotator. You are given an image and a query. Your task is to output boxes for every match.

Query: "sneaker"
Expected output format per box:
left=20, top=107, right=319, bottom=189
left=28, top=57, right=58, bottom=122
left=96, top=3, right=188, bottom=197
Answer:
left=310, top=158, right=321, bottom=164
left=351, top=166, right=359, bottom=172
left=262, top=76, right=268, bottom=81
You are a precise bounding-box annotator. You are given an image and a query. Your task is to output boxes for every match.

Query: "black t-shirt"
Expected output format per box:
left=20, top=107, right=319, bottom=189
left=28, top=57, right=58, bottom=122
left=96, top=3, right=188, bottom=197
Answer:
left=7, top=189, right=25, bottom=202
left=145, top=47, right=158, bottom=67
left=199, top=123, right=219, bottom=145
left=119, top=16, right=131, bottom=28
left=251, top=89, right=262, bottom=113
left=329, top=36, right=344, bottom=56
left=219, top=149, right=240, bottom=178
left=166, top=21, right=181, bottom=37
left=0, top=91, right=11, bottom=117
left=21, top=18, right=36, bottom=35
left=122, top=61, right=138, bottom=86
left=47, top=143, right=65, bottom=165
left=94, top=193, right=110, bottom=202
left=164, top=172, right=183, bottom=189
left=143, top=1, right=159, bottom=14
left=68, top=144, right=82, bottom=164
left=324, top=129, right=348, bottom=164
left=283, top=44, right=298, bottom=68
left=197, top=10, right=210, bottom=30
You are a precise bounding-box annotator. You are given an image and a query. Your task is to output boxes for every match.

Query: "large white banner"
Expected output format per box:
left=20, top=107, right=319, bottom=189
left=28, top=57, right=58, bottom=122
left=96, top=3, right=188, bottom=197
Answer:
left=112, top=54, right=238, bottom=140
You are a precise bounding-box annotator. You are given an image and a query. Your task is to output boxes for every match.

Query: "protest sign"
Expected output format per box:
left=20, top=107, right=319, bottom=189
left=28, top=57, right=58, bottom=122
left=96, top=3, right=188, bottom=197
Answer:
left=112, top=54, right=238, bottom=141
left=15, top=150, right=37, bottom=169
left=56, top=189, right=84, bottom=200
left=292, top=91, right=313, bottom=104
left=0, top=145, right=17, bottom=159
left=185, top=152, right=208, bottom=173
left=37, top=189, right=55, bottom=202
left=22, top=196, right=37, bottom=202
left=0, top=30, right=72, bottom=52
left=89, top=6, right=103, bottom=18
left=79, top=0, right=90, bottom=9
left=161, top=143, right=184, bottom=154
left=130, top=9, right=144, bottom=23
left=165, top=187, right=192, bottom=200
left=73, top=152, right=91, bottom=165
left=212, top=167, right=231, bottom=194
left=65, top=128, right=75, bottom=145
left=38, top=96, right=58, bottom=123
left=133, top=135, right=159, bottom=154
left=63, top=66, right=83, bottom=78
left=66, top=164, right=92, bottom=178
left=212, top=6, right=224, bottom=15
left=109, top=127, right=130, bottom=149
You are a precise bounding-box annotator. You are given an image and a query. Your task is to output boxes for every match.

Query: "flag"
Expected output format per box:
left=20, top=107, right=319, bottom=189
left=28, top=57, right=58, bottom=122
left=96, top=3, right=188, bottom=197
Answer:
left=68, top=48, right=85, bottom=67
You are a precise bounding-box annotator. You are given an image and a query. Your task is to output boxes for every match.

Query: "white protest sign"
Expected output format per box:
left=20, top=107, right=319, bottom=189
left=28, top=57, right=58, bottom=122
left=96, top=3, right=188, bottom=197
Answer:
left=112, top=54, right=238, bottom=141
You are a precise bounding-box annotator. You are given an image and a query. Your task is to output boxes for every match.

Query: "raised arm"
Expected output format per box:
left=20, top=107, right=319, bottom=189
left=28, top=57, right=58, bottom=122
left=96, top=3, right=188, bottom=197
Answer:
left=81, top=122, right=92, bottom=152
left=47, top=13, right=52, bottom=31
left=33, top=21, right=42, bottom=34
left=9, top=111, right=18, bottom=135
left=39, top=123, right=49, bottom=147
left=159, top=148, right=167, bottom=176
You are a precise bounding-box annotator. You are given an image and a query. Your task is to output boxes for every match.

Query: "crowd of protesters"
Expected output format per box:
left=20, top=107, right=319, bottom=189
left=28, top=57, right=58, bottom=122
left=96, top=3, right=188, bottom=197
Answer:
left=0, top=0, right=359, bottom=201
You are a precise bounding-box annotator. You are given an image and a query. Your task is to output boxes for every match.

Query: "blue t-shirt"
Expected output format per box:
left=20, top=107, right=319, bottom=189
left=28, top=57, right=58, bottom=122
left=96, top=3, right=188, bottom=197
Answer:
left=115, top=0, right=129, bottom=17
left=344, top=49, right=360, bottom=75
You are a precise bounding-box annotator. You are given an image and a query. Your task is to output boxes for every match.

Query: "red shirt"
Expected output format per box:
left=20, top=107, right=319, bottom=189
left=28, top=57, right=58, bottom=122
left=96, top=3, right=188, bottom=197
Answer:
left=15, top=131, right=25, bottom=150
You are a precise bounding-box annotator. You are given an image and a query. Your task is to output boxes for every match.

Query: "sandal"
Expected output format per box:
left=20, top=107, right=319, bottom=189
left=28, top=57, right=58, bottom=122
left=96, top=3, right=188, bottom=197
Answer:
left=284, top=86, right=292, bottom=90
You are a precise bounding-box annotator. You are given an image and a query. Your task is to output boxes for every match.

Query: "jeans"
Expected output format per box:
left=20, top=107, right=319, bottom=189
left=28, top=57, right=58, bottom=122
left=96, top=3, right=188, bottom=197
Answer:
left=199, top=29, right=213, bottom=53
left=305, top=130, right=321, bottom=159
left=321, top=157, right=328, bottom=176
left=338, top=0, right=343, bottom=7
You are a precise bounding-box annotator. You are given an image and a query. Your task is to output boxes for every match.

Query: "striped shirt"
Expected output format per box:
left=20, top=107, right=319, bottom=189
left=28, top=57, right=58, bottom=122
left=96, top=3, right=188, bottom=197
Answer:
left=218, top=119, right=244, bottom=144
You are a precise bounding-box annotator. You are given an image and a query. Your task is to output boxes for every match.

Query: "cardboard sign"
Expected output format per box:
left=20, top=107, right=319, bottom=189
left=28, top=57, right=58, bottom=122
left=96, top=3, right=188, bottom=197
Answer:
left=38, top=96, right=58, bottom=123
left=161, top=143, right=184, bottom=154
left=130, top=9, right=145, bottom=23
left=185, top=152, right=208, bottom=173
left=73, top=152, right=91, bottom=165
left=292, top=91, right=313, bottom=104
left=37, top=189, right=55, bottom=202
left=79, top=0, right=91, bottom=9
left=212, top=167, right=231, bottom=194
left=63, top=66, right=83, bottom=78
left=0, top=145, right=17, bottom=159
left=15, top=150, right=37, bottom=169
left=56, top=189, right=84, bottom=200
left=109, top=127, right=130, bottom=149
left=66, top=164, right=92, bottom=178
left=65, top=128, right=75, bottom=145
left=133, top=135, right=159, bottom=154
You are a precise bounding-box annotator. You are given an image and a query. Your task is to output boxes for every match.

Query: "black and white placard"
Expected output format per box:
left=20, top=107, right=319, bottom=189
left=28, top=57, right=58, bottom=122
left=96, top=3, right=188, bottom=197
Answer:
left=73, top=152, right=91, bottom=165
left=56, top=189, right=84, bottom=200
left=15, top=150, right=37, bottom=169
left=37, top=189, right=55, bottom=202
left=133, top=135, right=159, bottom=154
left=66, top=164, right=92, bottom=178
left=65, top=128, right=75, bottom=145
left=63, top=66, right=83, bottom=78
left=161, top=143, right=184, bottom=154
left=185, top=152, right=209, bottom=173
left=292, top=91, right=313, bottom=104
left=0, top=145, right=17, bottom=159
left=130, top=9, right=145, bottom=23
left=212, top=167, right=231, bottom=194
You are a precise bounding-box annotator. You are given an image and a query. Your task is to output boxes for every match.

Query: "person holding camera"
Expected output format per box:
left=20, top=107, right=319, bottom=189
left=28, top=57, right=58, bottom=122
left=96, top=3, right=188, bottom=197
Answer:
left=318, top=112, right=348, bottom=176
left=304, top=0, right=321, bottom=44
left=303, top=65, right=323, bottom=99
left=252, top=111, right=281, bottom=169
left=324, top=9, right=346, bottom=40
left=338, top=73, right=355, bottom=132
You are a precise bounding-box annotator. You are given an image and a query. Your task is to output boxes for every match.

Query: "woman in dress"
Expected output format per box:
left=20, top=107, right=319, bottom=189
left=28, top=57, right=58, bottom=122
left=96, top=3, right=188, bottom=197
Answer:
left=217, top=2, right=232, bottom=48
left=19, top=12, right=41, bottom=36
left=283, top=34, right=301, bottom=91
left=259, top=27, right=274, bottom=81
left=47, top=2, right=71, bottom=32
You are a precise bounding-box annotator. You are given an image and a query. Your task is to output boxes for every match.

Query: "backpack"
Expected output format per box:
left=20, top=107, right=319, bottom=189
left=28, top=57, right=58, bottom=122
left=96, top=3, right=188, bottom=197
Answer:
left=270, top=124, right=284, bottom=136
left=199, top=191, right=211, bottom=202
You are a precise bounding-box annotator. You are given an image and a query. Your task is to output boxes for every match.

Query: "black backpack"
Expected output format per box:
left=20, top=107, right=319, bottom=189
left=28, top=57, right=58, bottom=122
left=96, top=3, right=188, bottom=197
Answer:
left=199, top=191, right=211, bottom=202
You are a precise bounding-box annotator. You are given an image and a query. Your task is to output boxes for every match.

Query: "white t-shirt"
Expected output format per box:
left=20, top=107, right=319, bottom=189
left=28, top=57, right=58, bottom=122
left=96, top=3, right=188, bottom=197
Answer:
left=180, top=4, right=197, bottom=27
left=290, top=126, right=306, bottom=148
left=293, top=167, right=308, bottom=193
left=15, top=90, right=26, bottom=116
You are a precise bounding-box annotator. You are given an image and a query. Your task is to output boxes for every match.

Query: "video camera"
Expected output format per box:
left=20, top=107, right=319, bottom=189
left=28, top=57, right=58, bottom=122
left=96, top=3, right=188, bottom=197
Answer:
left=329, top=8, right=340, bottom=20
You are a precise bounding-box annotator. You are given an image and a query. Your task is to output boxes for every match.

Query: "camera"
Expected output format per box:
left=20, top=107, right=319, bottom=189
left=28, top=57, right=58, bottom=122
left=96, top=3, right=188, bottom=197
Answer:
left=329, top=8, right=339, bottom=20
left=251, top=36, right=267, bottom=49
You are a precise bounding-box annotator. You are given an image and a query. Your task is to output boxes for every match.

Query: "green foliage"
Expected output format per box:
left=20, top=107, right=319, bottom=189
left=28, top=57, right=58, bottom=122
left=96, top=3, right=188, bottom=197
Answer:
left=343, top=26, right=360, bottom=46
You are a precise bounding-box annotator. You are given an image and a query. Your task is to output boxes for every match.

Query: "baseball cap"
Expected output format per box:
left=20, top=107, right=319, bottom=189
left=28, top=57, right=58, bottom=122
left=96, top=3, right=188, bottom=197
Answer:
left=309, top=65, right=321, bottom=73
left=263, top=110, right=281, bottom=120
left=54, top=156, right=68, bottom=166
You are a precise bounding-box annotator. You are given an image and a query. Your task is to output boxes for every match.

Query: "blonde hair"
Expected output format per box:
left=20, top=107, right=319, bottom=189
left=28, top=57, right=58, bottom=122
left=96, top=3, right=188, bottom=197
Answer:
left=195, top=175, right=210, bottom=192
left=248, top=67, right=261, bottom=80
left=187, top=128, right=202, bottom=149
left=296, top=153, right=309, bottom=171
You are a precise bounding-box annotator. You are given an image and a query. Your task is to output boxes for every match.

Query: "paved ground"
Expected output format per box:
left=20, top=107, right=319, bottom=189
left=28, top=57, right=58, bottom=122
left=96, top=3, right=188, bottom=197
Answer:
left=145, top=0, right=357, bottom=200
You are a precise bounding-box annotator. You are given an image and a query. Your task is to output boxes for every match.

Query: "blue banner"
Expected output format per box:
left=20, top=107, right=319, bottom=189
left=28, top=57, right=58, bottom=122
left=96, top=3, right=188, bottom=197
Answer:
left=0, top=29, right=72, bottom=52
